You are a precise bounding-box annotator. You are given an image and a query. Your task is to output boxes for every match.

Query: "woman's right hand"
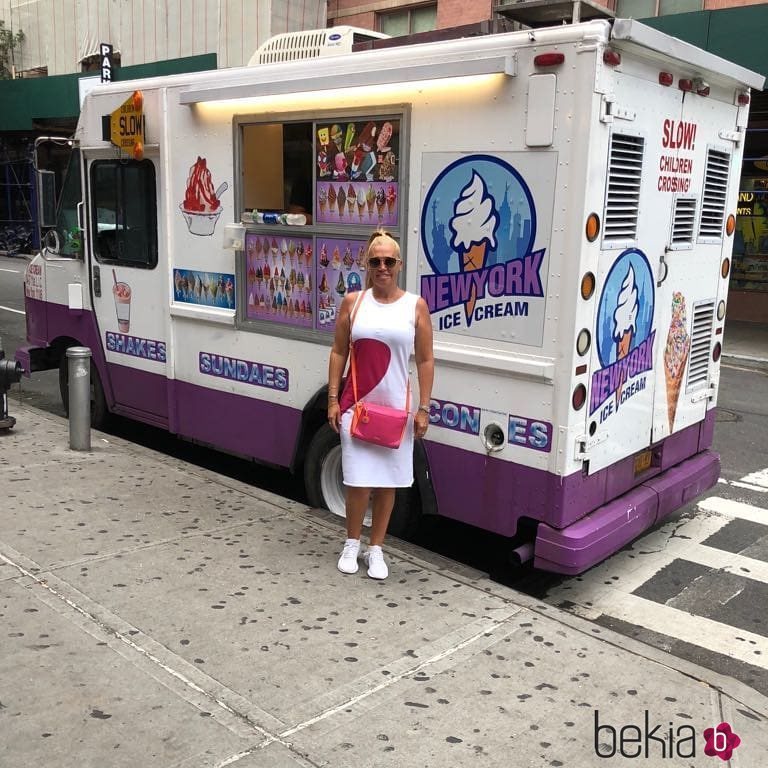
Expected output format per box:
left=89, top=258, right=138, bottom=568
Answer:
left=328, top=401, right=341, bottom=433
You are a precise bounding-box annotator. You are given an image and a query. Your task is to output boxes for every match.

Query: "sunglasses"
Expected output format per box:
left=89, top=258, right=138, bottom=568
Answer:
left=367, top=257, right=400, bottom=269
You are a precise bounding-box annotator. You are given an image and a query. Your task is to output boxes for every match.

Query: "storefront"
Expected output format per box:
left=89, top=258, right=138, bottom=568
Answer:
left=730, top=90, right=768, bottom=322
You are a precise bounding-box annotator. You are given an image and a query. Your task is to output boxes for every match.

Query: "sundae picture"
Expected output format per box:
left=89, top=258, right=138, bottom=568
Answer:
left=664, top=291, right=691, bottom=432
left=612, top=264, right=638, bottom=409
left=449, top=171, right=499, bottom=326
left=180, top=157, right=228, bottom=236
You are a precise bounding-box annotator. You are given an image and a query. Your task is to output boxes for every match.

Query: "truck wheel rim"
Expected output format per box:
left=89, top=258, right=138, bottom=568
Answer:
left=319, top=444, right=346, bottom=518
left=318, top=443, right=372, bottom=525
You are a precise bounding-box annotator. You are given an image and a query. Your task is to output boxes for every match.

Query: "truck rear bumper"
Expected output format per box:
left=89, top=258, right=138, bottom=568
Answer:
left=533, top=449, right=720, bottom=575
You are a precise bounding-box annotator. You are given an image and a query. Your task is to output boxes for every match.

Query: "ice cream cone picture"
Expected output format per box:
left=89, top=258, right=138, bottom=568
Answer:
left=449, top=171, right=499, bottom=326
left=612, top=264, right=638, bottom=410
left=664, top=291, right=691, bottom=433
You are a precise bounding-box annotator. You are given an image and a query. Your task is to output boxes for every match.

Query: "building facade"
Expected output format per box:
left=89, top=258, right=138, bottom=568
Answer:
left=1, top=0, right=767, bottom=320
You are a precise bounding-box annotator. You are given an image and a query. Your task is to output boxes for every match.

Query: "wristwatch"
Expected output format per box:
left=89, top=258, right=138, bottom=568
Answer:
left=417, top=405, right=430, bottom=414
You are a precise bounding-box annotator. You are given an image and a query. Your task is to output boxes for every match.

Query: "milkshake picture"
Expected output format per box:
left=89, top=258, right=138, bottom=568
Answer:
left=113, top=280, right=132, bottom=332
left=449, top=171, right=499, bottom=326
left=612, top=264, right=638, bottom=409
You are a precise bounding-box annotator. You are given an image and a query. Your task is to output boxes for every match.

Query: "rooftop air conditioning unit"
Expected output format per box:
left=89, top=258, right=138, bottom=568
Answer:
left=248, top=26, right=390, bottom=66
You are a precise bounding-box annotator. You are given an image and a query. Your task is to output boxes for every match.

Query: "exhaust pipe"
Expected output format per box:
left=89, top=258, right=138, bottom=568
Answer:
left=509, top=541, right=534, bottom=567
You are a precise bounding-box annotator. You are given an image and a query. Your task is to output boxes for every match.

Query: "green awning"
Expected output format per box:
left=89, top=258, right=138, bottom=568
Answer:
left=642, top=5, right=768, bottom=83
left=0, top=53, right=217, bottom=132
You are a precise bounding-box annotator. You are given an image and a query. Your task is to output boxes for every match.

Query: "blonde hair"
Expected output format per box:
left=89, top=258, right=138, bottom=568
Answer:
left=365, top=230, right=401, bottom=289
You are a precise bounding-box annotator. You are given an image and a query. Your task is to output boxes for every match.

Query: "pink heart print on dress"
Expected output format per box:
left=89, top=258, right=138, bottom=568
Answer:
left=339, top=338, right=391, bottom=412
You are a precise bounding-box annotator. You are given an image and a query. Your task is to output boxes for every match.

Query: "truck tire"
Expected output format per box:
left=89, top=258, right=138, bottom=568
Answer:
left=303, top=424, right=421, bottom=538
left=59, top=355, right=109, bottom=430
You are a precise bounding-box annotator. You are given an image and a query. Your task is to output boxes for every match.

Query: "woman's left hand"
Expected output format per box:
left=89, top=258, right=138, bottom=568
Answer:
left=414, top=410, right=429, bottom=439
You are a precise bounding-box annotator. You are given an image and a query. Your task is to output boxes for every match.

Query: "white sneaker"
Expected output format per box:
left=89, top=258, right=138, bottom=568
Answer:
left=364, top=545, right=388, bottom=580
left=337, top=538, right=361, bottom=574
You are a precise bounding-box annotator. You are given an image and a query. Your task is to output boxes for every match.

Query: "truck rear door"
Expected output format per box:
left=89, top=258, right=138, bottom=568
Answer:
left=649, top=93, right=738, bottom=443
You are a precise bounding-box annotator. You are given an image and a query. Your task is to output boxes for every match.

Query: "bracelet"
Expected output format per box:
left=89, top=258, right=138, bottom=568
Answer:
left=328, top=394, right=338, bottom=401
left=417, top=405, right=429, bottom=413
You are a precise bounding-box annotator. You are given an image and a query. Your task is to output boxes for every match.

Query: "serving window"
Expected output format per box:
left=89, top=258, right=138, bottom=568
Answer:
left=237, top=110, right=405, bottom=336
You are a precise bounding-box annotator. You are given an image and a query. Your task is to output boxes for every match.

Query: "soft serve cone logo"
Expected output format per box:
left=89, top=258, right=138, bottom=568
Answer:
left=449, top=172, right=499, bottom=325
left=612, top=264, right=638, bottom=410
left=591, top=249, right=655, bottom=418
left=420, top=155, right=546, bottom=338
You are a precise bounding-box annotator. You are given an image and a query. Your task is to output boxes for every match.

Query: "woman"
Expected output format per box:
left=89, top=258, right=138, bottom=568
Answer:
left=327, top=231, right=434, bottom=579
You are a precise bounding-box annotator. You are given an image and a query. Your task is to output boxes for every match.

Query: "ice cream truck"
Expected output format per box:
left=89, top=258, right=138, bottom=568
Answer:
left=18, top=19, right=763, bottom=574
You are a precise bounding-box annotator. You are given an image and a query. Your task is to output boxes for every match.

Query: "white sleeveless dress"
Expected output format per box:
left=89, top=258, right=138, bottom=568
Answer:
left=339, top=290, right=418, bottom=488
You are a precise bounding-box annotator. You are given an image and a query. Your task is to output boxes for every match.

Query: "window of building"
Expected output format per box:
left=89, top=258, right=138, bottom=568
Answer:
left=378, top=4, right=437, bottom=36
left=90, top=160, right=158, bottom=267
left=616, top=0, right=702, bottom=16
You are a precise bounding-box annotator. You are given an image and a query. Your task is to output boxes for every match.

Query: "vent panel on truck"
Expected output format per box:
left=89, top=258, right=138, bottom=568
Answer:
left=698, top=148, right=730, bottom=241
left=603, top=133, right=644, bottom=244
left=687, top=299, right=715, bottom=391
left=670, top=197, right=696, bottom=248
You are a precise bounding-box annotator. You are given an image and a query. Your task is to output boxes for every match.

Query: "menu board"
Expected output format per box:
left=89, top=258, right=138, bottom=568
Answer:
left=316, top=237, right=367, bottom=333
left=315, top=118, right=400, bottom=226
left=244, top=233, right=368, bottom=332
left=245, top=234, right=314, bottom=328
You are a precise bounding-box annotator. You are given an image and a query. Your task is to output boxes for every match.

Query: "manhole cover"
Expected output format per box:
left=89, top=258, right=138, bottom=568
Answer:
left=715, top=408, right=739, bottom=422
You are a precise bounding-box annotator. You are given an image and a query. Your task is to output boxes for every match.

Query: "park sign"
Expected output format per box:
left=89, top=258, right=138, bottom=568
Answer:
left=108, top=91, right=145, bottom=159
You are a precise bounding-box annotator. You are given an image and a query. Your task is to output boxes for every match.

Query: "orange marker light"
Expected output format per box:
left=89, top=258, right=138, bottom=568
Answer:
left=132, top=90, right=144, bottom=111
left=721, top=258, right=730, bottom=279
left=133, top=140, right=144, bottom=160
left=586, top=213, right=600, bottom=242
left=580, top=272, right=596, bottom=300
left=725, top=214, right=735, bottom=236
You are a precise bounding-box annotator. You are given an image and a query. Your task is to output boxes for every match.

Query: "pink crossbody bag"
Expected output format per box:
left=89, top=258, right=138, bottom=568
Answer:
left=348, top=289, right=410, bottom=449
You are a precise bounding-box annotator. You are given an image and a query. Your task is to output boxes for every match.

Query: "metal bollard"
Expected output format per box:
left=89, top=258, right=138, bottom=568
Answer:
left=66, top=347, right=92, bottom=451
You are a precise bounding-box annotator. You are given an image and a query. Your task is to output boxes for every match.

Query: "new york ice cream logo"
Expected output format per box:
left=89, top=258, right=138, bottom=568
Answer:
left=591, top=249, right=655, bottom=418
left=420, top=156, right=544, bottom=329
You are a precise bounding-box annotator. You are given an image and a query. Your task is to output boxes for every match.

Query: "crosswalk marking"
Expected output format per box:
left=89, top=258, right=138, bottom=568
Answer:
left=577, top=591, right=768, bottom=670
left=697, top=496, right=768, bottom=524
left=719, top=477, right=768, bottom=493
left=547, top=495, right=768, bottom=671
left=739, top=467, right=768, bottom=490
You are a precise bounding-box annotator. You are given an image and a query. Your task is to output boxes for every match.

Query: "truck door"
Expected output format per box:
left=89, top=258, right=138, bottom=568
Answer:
left=86, top=151, right=169, bottom=427
left=585, top=74, right=684, bottom=475
left=649, top=94, right=738, bottom=443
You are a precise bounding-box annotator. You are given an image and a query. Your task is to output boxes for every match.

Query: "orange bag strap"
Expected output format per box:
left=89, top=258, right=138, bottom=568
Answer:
left=348, top=289, right=366, bottom=405
left=348, top=289, right=410, bottom=410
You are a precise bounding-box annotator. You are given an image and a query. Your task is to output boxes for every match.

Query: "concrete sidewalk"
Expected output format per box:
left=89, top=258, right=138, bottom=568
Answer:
left=1, top=403, right=766, bottom=768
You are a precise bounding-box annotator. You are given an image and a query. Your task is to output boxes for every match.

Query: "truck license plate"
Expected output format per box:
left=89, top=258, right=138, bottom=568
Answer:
left=634, top=449, right=652, bottom=475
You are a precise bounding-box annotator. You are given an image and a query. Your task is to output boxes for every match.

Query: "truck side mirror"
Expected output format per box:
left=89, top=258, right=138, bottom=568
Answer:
left=43, top=228, right=61, bottom=254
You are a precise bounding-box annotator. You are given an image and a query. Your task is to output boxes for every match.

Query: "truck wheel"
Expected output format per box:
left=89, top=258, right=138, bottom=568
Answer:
left=304, top=424, right=347, bottom=518
left=59, top=356, right=109, bottom=430
left=303, top=424, right=421, bottom=538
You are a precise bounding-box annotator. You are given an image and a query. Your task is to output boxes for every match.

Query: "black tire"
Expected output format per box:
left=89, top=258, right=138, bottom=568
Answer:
left=303, top=424, right=421, bottom=538
left=59, top=355, right=109, bottom=430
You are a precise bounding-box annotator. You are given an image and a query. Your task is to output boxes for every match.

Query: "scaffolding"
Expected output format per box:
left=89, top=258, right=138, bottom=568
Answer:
left=0, top=141, right=37, bottom=256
